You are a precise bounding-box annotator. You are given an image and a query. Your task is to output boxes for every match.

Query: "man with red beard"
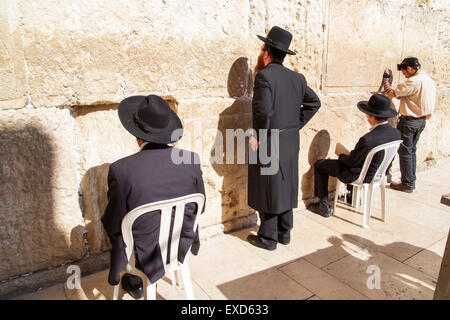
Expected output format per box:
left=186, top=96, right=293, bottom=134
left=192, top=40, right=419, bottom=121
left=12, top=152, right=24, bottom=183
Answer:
left=247, top=26, right=321, bottom=251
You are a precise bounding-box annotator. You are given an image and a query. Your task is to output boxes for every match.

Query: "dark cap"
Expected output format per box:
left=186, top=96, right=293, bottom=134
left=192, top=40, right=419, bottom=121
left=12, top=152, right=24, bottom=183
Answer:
left=397, top=57, right=420, bottom=71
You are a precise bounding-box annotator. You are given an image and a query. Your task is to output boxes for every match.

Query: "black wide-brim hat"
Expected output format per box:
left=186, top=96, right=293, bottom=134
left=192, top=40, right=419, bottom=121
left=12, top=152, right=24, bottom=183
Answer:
left=118, top=95, right=183, bottom=144
left=257, top=26, right=296, bottom=55
left=357, top=94, right=398, bottom=118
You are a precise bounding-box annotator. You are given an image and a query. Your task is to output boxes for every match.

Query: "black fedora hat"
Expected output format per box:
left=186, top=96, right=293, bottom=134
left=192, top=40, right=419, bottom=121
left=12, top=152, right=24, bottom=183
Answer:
left=357, top=94, right=397, bottom=118
left=257, top=26, right=296, bottom=55
left=118, top=94, right=183, bottom=144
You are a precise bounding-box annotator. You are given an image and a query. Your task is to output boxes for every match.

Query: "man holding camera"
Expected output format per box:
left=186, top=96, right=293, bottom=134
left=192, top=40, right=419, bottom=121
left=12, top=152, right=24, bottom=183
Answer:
left=385, top=57, right=436, bottom=193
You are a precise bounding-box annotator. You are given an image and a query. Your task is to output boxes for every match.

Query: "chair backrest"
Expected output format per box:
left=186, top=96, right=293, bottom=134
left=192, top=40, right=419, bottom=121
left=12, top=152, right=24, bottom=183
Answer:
left=352, top=140, right=402, bottom=186
left=121, top=193, right=205, bottom=274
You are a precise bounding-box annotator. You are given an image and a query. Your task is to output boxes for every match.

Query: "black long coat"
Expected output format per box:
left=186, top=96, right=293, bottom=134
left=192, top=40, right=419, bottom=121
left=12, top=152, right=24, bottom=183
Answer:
left=248, top=62, right=321, bottom=214
left=337, top=123, right=401, bottom=184
left=101, top=144, right=205, bottom=285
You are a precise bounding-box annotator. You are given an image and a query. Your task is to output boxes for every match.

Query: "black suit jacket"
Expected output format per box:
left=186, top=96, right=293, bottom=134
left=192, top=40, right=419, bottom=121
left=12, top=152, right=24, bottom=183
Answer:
left=248, top=62, right=321, bottom=214
left=338, top=123, right=401, bottom=183
left=101, top=144, right=205, bottom=285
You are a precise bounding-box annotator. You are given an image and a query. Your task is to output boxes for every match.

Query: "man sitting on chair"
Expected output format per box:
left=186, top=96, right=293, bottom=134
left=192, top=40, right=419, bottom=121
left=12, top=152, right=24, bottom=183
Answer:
left=101, top=94, right=205, bottom=299
left=307, top=94, right=400, bottom=217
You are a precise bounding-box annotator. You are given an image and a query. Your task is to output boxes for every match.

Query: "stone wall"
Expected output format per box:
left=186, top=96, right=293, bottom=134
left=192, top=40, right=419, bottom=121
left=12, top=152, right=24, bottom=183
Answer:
left=1, top=0, right=449, bottom=286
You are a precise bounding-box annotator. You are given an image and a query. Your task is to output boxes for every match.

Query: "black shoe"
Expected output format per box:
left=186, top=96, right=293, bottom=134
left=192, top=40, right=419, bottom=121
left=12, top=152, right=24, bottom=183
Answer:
left=121, top=273, right=143, bottom=299
left=390, top=182, right=414, bottom=193
left=247, top=234, right=277, bottom=251
left=307, top=202, right=333, bottom=217
left=278, top=235, right=290, bottom=245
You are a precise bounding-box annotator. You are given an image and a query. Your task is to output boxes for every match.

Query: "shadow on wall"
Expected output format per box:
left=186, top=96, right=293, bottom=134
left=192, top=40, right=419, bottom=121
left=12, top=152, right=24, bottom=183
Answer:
left=210, top=57, right=256, bottom=233
left=75, top=99, right=176, bottom=257
left=80, top=163, right=112, bottom=254
left=301, top=129, right=331, bottom=201
left=0, top=126, right=85, bottom=283
left=217, top=233, right=440, bottom=299
left=74, top=103, right=134, bottom=255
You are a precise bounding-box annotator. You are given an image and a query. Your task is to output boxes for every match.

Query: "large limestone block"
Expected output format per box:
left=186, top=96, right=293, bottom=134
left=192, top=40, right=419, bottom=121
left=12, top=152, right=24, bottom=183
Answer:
left=247, top=0, right=326, bottom=91
left=0, top=0, right=27, bottom=109
left=77, top=97, right=255, bottom=247
left=306, top=93, right=377, bottom=151
left=284, top=0, right=327, bottom=92
left=404, top=8, right=439, bottom=67
left=75, top=106, right=138, bottom=176
left=77, top=94, right=253, bottom=251
left=0, top=108, right=85, bottom=280
left=178, top=96, right=254, bottom=233
left=18, top=0, right=251, bottom=107
left=418, top=89, right=450, bottom=164
left=75, top=105, right=139, bottom=254
left=434, top=11, right=450, bottom=88
left=325, top=0, right=404, bottom=92
left=176, top=57, right=256, bottom=232
left=401, top=7, right=440, bottom=81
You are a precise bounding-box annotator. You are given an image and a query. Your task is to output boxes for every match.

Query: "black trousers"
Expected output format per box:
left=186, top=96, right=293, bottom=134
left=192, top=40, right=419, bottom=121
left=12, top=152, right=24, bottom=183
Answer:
left=257, top=209, right=293, bottom=244
left=314, top=159, right=346, bottom=200
left=397, top=117, right=426, bottom=189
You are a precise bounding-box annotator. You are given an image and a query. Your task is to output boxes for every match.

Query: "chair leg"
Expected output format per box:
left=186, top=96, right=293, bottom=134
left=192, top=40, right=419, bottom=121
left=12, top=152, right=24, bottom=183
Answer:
left=144, top=278, right=156, bottom=300
left=352, top=185, right=361, bottom=208
left=174, top=269, right=182, bottom=288
left=333, top=180, right=341, bottom=213
left=180, top=263, right=195, bottom=300
left=380, top=183, right=386, bottom=222
left=362, top=185, right=372, bottom=229
left=113, top=284, right=119, bottom=300
left=169, top=270, right=176, bottom=287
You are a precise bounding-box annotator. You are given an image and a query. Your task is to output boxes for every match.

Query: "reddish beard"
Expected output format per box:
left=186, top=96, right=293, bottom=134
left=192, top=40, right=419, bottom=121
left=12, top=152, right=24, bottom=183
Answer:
left=254, top=51, right=266, bottom=76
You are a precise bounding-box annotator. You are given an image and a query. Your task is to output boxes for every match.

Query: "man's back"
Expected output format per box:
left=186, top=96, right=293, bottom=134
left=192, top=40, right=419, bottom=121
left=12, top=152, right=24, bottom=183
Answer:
left=255, top=62, right=306, bottom=130
left=396, top=69, right=436, bottom=117
left=102, top=144, right=205, bottom=285
left=111, top=145, right=203, bottom=209
left=339, top=123, right=401, bottom=183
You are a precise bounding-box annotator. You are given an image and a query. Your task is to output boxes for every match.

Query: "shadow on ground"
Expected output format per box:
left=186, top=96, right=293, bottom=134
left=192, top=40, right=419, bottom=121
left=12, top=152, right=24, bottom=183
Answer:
left=217, top=231, right=440, bottom=300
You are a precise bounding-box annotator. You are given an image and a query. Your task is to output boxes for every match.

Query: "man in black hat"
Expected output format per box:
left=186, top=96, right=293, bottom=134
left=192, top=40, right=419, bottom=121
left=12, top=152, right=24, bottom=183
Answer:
left=307, top=94, right=401, bottom=217
left=101, top=94, right=205, bottom=299
left=385, top=57, right=436, bottom=193
left=247, top=26, right=321, bottom=251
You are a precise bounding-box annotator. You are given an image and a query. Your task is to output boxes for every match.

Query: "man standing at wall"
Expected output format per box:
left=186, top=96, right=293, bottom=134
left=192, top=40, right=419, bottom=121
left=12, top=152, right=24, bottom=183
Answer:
left=385, top=57, right=436, bottom=193
left=247, top=26, right=321, bottom=251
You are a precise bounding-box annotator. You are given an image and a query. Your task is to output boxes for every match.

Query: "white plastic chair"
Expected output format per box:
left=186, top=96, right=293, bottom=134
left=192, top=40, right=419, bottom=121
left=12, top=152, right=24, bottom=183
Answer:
left=333, top=140, right=402, bottom=229
left=112, top=193, right=205, bottom=300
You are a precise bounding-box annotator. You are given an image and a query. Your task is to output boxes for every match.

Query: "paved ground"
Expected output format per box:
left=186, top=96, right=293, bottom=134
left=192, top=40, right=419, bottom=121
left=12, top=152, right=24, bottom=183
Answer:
left=13, top=160, right=450, bottom=300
